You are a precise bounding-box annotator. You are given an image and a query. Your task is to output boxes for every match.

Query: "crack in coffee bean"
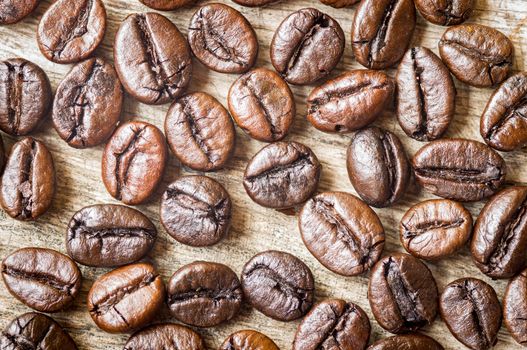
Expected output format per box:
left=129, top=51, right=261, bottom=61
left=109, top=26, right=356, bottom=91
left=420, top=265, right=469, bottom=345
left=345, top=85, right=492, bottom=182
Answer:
left=17, top=139, right=36, bottom=219
left=381, top=134, right=398, bottom=202
left=113, top=126, right=146, bottom=200
left=402, top=218, right=465, bottom=240
left=457, top=280, right=492, bottom=347
left=245, top=153, right=313, bottom=183
left=178, top=103, right=215, bottom=165
left=414, top=166, right=503, bottom=186
left=4, top=60, right=25, bottom=134
left=487, top=96, right=527, bottom=141
left=68, top=219, right=156, bottom=242
left=366, top=0, right=397, bottom=67
left=315, top=303, right=357, bottom=348
left=2, top=265, right=74, bottom=296
left=167, top=287, right=242, bottom=305
left=411, top=48, right=428, bottom=139
left=2, top=320, right=52, bottom=349
left=241, top=80, right=279, bottom=137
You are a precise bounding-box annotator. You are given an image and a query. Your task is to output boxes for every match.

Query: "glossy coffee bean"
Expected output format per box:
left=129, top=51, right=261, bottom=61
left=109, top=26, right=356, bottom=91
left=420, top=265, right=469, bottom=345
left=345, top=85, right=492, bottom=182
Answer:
left=440, top=278, right=502, bottom=350
left=307, top=70, right=394, bottom=133
left=53, top=57, right=123, bottom=148
left=124, top=323, right=205, bottom=350
left=243, top=141, right=321, bottom=209
left=320, top=0, right=360, bottom=8
left=271, top=8, right=344, bottom=85
left=503, top=268, right=527, bottom=346
left=102, top=121, right=167, bottom=205
left=37, top=0, right=106, bottom=64
left=188, top=4, right=258, bottom=74
left=66, top=204, right=157, bottom=267
left=88, top=262, right=165, bottom=333
left=367, top=334, right=444, bottom=350
left=299, top=191, right=385, bottom=276
left=241, top=250, right=315, bottom=321
left=0, top=137, right=55, bottom=221
left=0, top=0, right=39, bottom=24
left=415, top=0, right=473, bottom=26
left=368, top=253, right=438, bottom=334
left=139, top=0, right=195, bottom=10
left=412, top=139, right=506, bottom=202
left=220, top=330, right=279, bottom=350
left=115, top=12, right=192, bottom=105
left=352, top=0, right=416, bottom=69
left=2, top=247, right=82, bottom=313
left=439, top=24, right=514, bottom=87
left=293, top=299, right=370, bottom=350
left=232, top=0, right=279, bottom=6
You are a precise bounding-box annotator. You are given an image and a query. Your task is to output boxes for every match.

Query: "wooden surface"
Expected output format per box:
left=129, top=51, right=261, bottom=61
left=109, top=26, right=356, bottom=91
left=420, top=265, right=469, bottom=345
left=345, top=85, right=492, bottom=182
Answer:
left=1, top=0, right=527, bottom=349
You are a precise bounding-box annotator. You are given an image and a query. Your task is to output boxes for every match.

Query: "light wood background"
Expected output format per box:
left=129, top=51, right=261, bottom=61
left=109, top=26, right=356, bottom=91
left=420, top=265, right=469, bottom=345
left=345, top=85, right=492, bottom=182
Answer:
left=1, top=0, right=526, bottom=349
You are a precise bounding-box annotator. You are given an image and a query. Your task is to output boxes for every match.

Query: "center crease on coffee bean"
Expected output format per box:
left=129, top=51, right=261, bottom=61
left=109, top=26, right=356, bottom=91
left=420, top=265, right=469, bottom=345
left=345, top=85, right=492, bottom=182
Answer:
left=410, top=47, right=429, bottom=139
left=402, top=218, right=465, bottom=240
left=2, top=265, right=74, bottom=296
left=113, top=126, right=145, bottom=200
left=365, top=0, right=398, bottom=66
left=179, top=103, right=217, bottom=165
left=486, top=96, right=527, bottom=141
left=5, top=61, right=26, bottom=134
left=457, top=280, right=492, bottom=347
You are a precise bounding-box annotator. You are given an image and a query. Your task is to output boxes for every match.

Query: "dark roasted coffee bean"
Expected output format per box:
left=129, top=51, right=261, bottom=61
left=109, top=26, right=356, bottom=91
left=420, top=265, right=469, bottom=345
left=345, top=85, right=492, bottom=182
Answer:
left=88, top=262, right=165, bottom=333
left=439, top=24, right=514, bottom=88
left=37, top=0, right=106, bottom=64
left=368, top=253, right=438, bottom=333
left=167, top=261, right=242, bottom=327
left=271, top=8, right=344, bottom=85
left=139, top=0, right=195, bottom=10
left=124, top=323, right=205, bottom=350
left=367, top=334, right=444, bottom=350
left=165, top=92, right=235, bottom=171
left=66, top=204, right=157, bottom=267
left=53, top=57, right=123, bottom=148
left=299, top=191, right=385, bottom=276
left=188, top=3, right=258, bottom=74
left=400, top=199, right=472, bottom=260
left=412, top=139, right=506, bottom=202
left=0, top=0, right=39, bottom=24
left=1, top=247, right=82, bottom=313
left=415, top=0, right=473, bottom=25
left=115, top=12, right=192, bottom=105
left=503, top=268, right=527, bottom=346
left=228, top=67, right=295, bottom=142
left=0, top=137, right=55, bottom=220
left=102, top=121, right=167, bottom=205
left=0, top=58, right=52, bottom=136
left=320, top=0, right=360, bottom=8
left=352, top=0, right=416, bottom=69
left=307, top=70, right=395, bottom=133
left=243, top=141, right=321, bottom=209
left=220, top=330, right=279, bottom=350
left=293, top=299, right=370, bottom=350
left=396, top=47, right=456, bottom=141
left=440, top=278, right=502, bottom=350
left=241, top=250, right=315, bottom=321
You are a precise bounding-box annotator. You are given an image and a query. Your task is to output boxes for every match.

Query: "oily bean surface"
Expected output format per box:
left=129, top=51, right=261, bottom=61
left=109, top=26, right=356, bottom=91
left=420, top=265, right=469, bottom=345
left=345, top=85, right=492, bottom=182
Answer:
left=219, top=330, right=279, bottom=350
left=503, top=268, right=527, bottom=346
left=320, top=0, right=360, bottom=8
left=0, top=0, right=39, bottom=24
left=139, top=0, right=195, bottom=10
left=415, top=0, right=473, bottom=25
left=367, top=334, right=444, bottom=350
left=124, top=323, right=205, bottom=350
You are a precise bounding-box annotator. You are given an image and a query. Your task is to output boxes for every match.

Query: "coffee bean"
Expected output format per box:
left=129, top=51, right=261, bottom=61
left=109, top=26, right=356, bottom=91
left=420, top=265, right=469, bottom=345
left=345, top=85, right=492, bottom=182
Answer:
left=368, top=253, right=438, bottom=333
left=0, top=137, right=55, bottom=221
left=139, top=0, right=195, bottom=10
left=124, top=323, right=205, bottom=350
left=243, top=141, right=321, bottom=209
left=37, top=0, right=106, bottom=64
left=440, top=278, right=502, bottom=350
left=439, top=24, right=514, bottom=88
left=480, top=72, right=527, bottom=152
left=228, top=67, right=295, bottom=142
left=52, top=57, right=123, bottom=148
left=165, top=92, right=235, bottom=171
left=412, top=138, right=506, bottom=202
left=293, top=299, right=371, bottom=350
left=503, top=268, right=527, bottom=346
left=352, top=0, right=416, bottom=69
left=320, top=0, right=360, bottom=8
left=188, top=3, right=258, bottom=74
left=102, top=121, right=167, bottom=205
left=0, top=58, right=52, bottom=136
left=271, top=8, right=344, bottom=85
left=307, top=70, right=395, bottom=133
left=367, top=334, right=444, bottom=350
left=415, top=0, right=473, bottom=26
left=1, top=247, right=82, bottom=313
left=114, top=12, right=192, bottom=105
left=0, top=0, right=39, bottom=24
left=219, top=330, right=279, bottom=350
left=0, top=134, right=4, bottom=174
left=232, top=0, right=279, bottom=6
left=241, top=250, right=315, bottom=321
left=396, top=47, right=456, bottom=141
left=87, top=262, right=165, bottom=333
left=299, top=191, right=385, bottom=276
left=66, top=204, right=157, bottom=267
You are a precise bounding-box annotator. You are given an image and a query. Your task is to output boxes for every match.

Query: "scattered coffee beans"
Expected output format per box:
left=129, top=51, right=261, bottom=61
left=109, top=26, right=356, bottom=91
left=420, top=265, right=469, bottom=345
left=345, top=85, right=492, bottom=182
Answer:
left=0, top=0, right=40, bottom=24
left=139, top=0, right=195, bottom=10
left=367, top=334, right=444, bottom=350
left=219, top=330, right=279, bottom=350
left=415, top=0, right=473, bottom=26
left=124, top=323, right=205, bottom=350
left=503, top=268, right=527, bottom=346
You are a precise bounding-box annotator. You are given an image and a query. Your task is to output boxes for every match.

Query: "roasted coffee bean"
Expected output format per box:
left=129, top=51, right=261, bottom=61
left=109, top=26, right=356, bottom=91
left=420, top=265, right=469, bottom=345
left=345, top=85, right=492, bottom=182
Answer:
left=503, top=268, right=527, bottom=346
left=220, top=330, right=279, bottom=350
left=368, top=253, right=438, bottom=334
left=293, top=299, right=370, bottom=350
left=367, top=334, right=444, bottom=350
left=439, top=24, right=514, bottom=88
left=188, top=3, right=258, bottom=74
left=232, top=0, right=279, bottom=6
left=115, top=12, right=192, bottom=105
left=0, top=137, right=55, bottom=220
left=0, top=0, right=39, bottom=24
left=1, top=247, right=82, bottom=313
left=0, top=134, right=4, bottom=174
left=320, top=0, right=361, bottom=8
left=270, top=8, right=344, bottom=85
left=165, top=92, right=235, bottom=171
left=307, top=70, right=395, bottom=133
left=87, top=262, right=165, bottom=333
left=102, top=121, right=167, bottom=205
left=412, top=139, right=506, bottom=202
left=440, top=278, right=502, bottom=350
left=243, top=141, right=321, bottom=209
left=52, top=57, right=123, bottom=148
left=228, top=67, right=295, bottom=142
left=241, top=250, right=315, bottom=321
left=299, top=191, right=385, bottom=276
left=124, top=323, right=205, bottom=350
left=139, top=0, right=195, bottom=10
left=480, top=72, right=527, bottom=152
left=351, top=0, right=416, bottom=69
left=66, top=204, right=157, bottom=267
left=347, top=127, right=410, bottom=207
left=415, top=0, right=473, bottom=26
left=0, top=312, right=77, bottom=350
left=37, top=0, right=106, bottom=64
left=396, top=47, right=456, bottom=141
left=0, top=58, right=52, bottom=136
